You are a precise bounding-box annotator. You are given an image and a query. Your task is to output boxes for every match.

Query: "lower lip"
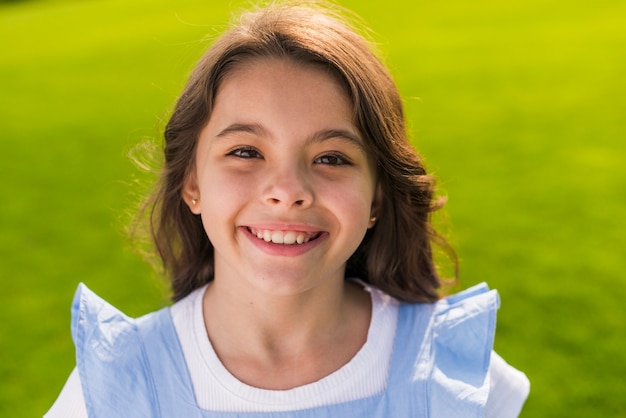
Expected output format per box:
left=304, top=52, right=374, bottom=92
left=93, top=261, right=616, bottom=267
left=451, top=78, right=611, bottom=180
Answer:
left=241, top=227, right=326, bottom=257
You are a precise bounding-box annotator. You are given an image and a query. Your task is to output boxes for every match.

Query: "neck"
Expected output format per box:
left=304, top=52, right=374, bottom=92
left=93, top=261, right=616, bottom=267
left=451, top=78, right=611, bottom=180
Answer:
left=202, top=272, right=371, bottom=389
left=205, top=273, right=347, bottom=350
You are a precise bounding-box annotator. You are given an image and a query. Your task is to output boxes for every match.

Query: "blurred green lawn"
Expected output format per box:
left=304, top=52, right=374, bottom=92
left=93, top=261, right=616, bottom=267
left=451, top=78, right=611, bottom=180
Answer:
left=1, top=0, right=625, bottom=416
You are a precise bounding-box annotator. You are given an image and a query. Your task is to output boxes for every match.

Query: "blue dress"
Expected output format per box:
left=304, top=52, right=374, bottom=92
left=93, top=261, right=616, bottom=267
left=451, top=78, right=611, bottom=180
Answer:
left=71, top=283, right=499, bottom=417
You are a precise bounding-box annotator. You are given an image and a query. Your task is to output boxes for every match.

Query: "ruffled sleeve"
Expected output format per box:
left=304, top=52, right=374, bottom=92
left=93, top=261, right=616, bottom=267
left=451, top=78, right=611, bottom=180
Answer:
left=393, top=282, right=500, bottom=417
left=429, top=283, right=499, bottom=416
left=71, top=283, right=160, bottom=418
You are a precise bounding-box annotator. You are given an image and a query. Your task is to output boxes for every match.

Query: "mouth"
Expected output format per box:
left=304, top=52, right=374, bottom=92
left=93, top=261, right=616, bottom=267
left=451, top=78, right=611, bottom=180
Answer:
left=246, top=227, right=323, bottom=245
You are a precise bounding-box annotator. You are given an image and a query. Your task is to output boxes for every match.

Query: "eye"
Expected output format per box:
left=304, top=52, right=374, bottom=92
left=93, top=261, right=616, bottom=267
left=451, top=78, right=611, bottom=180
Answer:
left=227, top=146, right=263, bottom=159
left=314, top=153, right=352, bottom=166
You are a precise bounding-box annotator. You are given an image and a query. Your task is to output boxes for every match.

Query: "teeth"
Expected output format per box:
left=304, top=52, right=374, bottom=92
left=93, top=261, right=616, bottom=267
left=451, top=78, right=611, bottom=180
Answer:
left=271, top=231, right=283, bottom=244
left=250, top=228, right=316, bottom=245
left=283, top=231, right=296, bottom=245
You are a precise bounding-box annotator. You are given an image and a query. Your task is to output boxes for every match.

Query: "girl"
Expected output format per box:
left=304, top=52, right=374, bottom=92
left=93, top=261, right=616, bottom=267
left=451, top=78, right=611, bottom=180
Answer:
left=46, top=2, right=529, bottom=417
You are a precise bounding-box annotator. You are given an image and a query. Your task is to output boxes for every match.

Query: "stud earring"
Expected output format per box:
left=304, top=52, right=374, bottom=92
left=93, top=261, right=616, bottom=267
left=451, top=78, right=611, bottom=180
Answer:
left=369, top=216, right=377, bottom=223
left=191, top=198, right=198, bottom=205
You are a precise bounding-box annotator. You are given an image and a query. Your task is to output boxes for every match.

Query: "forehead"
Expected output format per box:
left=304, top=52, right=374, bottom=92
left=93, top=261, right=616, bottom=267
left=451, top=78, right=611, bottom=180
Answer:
left=217, top=56, right=351, bottom=106
left=210, top=57, right=355, bottom=132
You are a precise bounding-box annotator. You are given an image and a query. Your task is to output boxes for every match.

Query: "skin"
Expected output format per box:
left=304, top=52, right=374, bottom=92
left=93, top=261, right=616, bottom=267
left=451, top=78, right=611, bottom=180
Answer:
left=183, top=57, right=381, bottom=390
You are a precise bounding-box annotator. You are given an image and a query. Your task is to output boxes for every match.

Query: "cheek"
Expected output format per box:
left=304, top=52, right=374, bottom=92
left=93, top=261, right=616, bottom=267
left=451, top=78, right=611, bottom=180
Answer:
left=197, top=169, right=254, bottom=230
left=324, top=180, right=375, bottom=222
left=199, top=166, right=253, bottom=200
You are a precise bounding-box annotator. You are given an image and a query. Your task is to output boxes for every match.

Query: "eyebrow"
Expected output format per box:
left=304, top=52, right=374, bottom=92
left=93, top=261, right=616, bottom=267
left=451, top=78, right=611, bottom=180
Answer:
left=216, top=123, right=365, bottom=150
left=216, top=123, right=266, bottom=139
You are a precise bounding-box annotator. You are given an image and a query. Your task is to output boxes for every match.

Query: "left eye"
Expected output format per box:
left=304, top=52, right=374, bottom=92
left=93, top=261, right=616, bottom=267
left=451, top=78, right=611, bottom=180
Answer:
left=314, top=153, right=351, bottom=166
left=227, top=147, right=263, bottom=159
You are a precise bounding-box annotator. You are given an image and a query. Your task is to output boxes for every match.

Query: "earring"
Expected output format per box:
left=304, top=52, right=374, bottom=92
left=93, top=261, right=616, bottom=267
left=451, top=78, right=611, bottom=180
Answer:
left=369, top=216, right=377, bottom=223
left=191, top=198, right=198, bottom=205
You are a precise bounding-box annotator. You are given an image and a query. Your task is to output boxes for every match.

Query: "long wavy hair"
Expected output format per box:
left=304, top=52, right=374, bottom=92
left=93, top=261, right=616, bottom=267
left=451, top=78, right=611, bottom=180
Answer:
left=142, top=2, right=456, bottom=302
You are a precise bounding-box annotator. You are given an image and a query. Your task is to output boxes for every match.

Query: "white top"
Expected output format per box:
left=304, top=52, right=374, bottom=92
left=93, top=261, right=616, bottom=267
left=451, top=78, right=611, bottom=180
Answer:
left=45, top=283, right=529, bottom=417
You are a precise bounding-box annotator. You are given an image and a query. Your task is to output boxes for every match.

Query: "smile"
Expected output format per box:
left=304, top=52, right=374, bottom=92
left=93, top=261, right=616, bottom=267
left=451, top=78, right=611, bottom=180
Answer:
left=247, top=227, right=322, bottom=245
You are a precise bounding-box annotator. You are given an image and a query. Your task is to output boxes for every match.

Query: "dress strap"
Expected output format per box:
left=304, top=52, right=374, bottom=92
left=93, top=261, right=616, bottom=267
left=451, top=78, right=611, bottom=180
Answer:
left=136, top=302, right=203, bottom=416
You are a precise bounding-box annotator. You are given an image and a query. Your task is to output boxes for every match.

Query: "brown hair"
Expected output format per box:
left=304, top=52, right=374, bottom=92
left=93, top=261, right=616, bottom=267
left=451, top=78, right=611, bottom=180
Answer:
left=145, top=2, right=456, bottom=303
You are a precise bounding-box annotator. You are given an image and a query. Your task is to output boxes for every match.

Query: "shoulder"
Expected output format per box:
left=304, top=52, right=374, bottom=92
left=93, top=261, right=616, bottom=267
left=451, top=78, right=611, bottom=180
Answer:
left=71, top=283, right=140, bottom=347
left=44, top=368, right=88, bottom=418
left=71, top=283, right=169, bottom=372
left=47, top=284, right=167, bottom=418
left=400, top=283, right=529, bottom=418
left=398, top=282, right=500, bottom=350
left=391, top=283, right=509, bottom=416
left=71, top=283, right=167, bottom=417
left=486, top=352, right=530, bottom=418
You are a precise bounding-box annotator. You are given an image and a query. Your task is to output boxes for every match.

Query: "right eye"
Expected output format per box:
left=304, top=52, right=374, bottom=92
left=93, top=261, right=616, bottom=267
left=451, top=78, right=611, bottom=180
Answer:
left=227, top=146, right=263, bottom=159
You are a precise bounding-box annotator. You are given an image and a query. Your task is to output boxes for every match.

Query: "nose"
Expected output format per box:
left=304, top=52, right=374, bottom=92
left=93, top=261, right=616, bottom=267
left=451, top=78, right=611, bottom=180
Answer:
left=262, top=163, right=314, bottom=208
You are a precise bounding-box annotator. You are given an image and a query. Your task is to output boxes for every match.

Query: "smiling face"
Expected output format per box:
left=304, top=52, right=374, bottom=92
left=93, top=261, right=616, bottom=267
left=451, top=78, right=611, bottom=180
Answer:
left=183, top=57, right=380, bottom=297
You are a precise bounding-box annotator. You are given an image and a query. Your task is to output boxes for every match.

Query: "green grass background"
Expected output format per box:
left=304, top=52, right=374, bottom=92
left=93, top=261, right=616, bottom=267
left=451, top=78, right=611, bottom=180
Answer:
left=1, top=0, right=624, bottom=416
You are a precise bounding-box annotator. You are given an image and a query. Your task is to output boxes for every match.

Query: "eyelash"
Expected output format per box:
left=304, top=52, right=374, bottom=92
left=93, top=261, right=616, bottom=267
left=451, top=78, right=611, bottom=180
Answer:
left=226, top=147, right=352, bottom=166
left=314, top=153, right=352, bottom=166
left=227, top=147, right=262, bottom=159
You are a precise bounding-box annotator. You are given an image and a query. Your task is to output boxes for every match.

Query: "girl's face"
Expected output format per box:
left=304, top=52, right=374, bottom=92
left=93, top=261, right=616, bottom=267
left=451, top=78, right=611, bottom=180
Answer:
left=184, top=57, right=380, bottom=297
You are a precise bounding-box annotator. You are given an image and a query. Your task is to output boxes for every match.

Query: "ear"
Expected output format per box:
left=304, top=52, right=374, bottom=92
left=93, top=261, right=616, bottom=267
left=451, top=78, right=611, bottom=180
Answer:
left=369, top=183, right=383, bottom=228
left=182, top=170, right=201, bottom=215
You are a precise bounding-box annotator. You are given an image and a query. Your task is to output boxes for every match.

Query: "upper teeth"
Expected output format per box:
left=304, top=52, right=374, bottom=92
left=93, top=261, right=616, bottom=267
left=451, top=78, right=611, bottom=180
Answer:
left=249, top=228, right=316, bottom=245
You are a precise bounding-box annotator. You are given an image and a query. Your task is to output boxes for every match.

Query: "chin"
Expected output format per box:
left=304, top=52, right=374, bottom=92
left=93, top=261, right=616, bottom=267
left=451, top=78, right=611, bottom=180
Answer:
left=246, top=268, right=335, bottom=298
